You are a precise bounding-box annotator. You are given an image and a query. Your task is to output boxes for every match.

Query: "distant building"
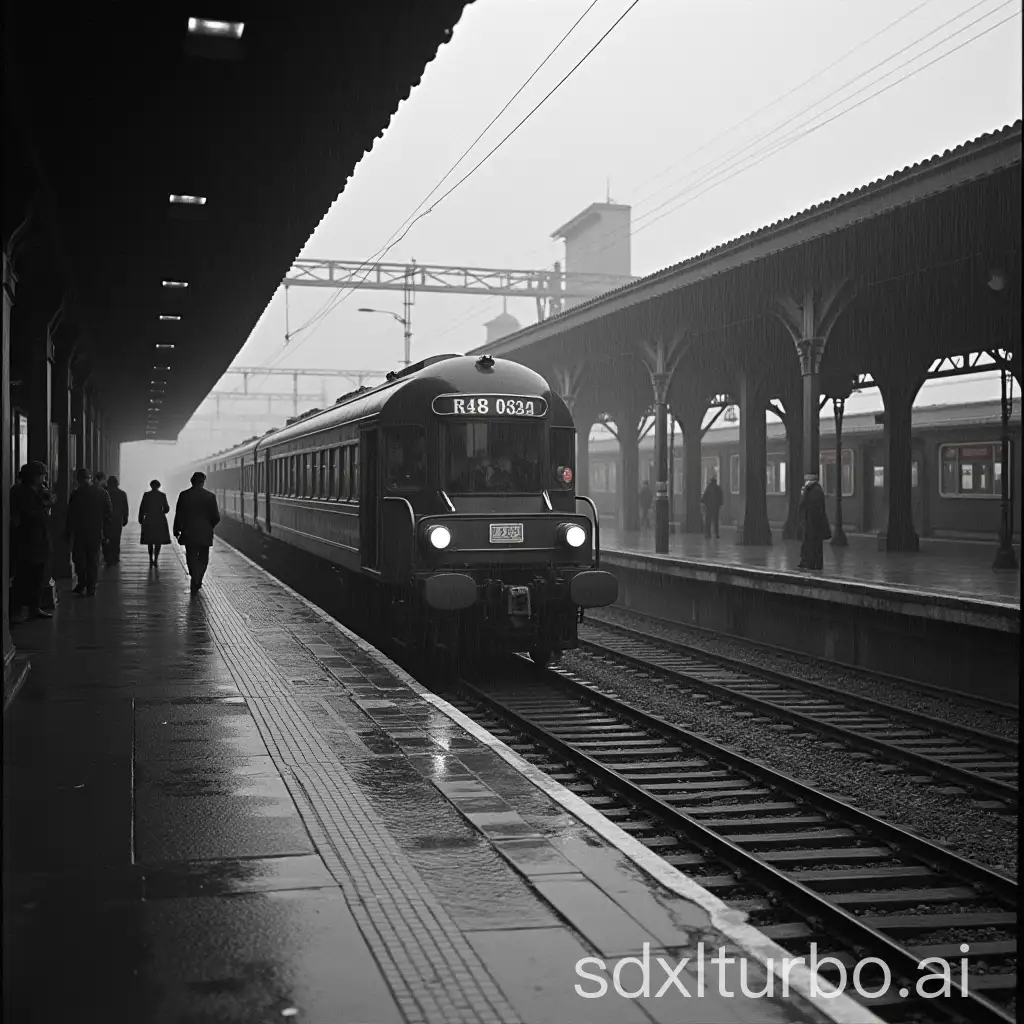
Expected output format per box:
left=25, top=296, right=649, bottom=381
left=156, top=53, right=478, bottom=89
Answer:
left=483, top=311, right=521, bottom=344
left=551, top=202, right=633, bottom=311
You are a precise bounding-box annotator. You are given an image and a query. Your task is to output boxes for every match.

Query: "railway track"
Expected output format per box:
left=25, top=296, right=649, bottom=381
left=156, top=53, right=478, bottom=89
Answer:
left=575, top=619, right=1018, bottom=809
left=445, top=661, right=1017, bottom=1024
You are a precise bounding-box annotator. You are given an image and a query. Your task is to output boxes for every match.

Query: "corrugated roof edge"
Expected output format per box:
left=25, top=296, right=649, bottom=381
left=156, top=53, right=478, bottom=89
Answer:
left=470, top=120, right=1021, bottom=350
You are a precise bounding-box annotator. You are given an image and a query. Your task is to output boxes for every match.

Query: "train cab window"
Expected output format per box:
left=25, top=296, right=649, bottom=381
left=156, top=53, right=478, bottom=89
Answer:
left=445, top=421, right=542, bottom=493
left=385, top=427, right=427, bottom=491
left=550, top=428, right=575, bottom=489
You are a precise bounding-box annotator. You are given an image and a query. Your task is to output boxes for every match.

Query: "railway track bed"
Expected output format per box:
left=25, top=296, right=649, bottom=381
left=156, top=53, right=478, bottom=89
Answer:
left=444, top=660, right=1017, bottom=1024
left=575, top=619, right=1018, bottom=810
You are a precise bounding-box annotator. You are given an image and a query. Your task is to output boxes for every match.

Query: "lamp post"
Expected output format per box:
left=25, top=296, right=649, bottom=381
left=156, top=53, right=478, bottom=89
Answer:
left=358, top=308, right=411, bottom=367
left=993, top=359, right=1018, bottom=570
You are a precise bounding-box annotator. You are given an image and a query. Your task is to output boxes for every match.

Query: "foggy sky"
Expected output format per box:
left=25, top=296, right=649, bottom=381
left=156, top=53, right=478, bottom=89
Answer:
left=164, top=0, right=1021, bottom=465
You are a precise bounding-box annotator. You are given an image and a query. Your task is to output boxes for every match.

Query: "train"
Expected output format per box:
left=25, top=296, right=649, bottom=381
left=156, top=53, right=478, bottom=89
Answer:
left=190, top=354, right=618, bottom=665
left=588, top=397, right=1022, bottom=539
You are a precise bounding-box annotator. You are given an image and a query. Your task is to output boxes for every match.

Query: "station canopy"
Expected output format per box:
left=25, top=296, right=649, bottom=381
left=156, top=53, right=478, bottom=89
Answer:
left=3, top=2, right=473, bottom=441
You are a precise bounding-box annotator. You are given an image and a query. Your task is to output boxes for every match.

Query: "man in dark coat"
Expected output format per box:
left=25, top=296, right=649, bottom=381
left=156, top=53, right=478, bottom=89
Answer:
left=173, top=471, right=221, bottom=593
left=797, top=475, right=831, bottom=571
left=65, top=467, right=113, bottom=595
left=701, top=475, right=723, bottom=539
left=103, top=475, right=130, bottom=564
left=9, top=462, right=55, bottom=622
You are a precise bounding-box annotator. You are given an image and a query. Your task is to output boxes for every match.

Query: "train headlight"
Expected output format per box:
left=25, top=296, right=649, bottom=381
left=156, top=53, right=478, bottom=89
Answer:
left=426, top=525, right=452, bottom=550
left=558, top=523, right=587, bottom=549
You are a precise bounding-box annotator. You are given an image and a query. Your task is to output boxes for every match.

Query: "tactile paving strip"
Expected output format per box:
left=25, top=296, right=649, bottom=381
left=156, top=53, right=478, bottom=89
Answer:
left=190, top=562, right=520, bottom=1024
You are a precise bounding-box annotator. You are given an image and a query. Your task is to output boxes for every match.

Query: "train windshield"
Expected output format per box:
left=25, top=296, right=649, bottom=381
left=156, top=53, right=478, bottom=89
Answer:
left=444, top=421, right=542, bottom=493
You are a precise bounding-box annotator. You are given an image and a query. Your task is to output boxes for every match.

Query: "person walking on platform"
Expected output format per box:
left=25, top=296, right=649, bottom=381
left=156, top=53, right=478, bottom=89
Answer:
left=103, top=476, right=130, bottom=564
left=701, top=475, right=723, bottom=539
left=64, top=467, right=113, bottom=596
left=639, top=480, right=653, bottom=531
left=173, top=471, right=221, bottom=594
left=139, top=479, right=172, bottom=567
left=9, top=462, right=56, bottom=622
left=797, top=475, right=831, bottom=571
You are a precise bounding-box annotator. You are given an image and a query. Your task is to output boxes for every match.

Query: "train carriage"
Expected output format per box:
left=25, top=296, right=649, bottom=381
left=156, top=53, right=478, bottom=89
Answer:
left=197, top=354, right=618, bottom=664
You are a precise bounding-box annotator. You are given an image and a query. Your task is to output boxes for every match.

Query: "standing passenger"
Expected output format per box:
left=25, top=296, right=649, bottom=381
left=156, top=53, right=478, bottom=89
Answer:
left=639, top=480, right=653, bottom=530
left=9, top=462, right=55, bottom=621
left=701, top=475, right=723, bottom=539
left=139, top=480, right=171, bottom=567
left=797, top=475, right=831, bottom=571
left=103, top=476, right=130, bottom=564
left=64, top=468, right=113, bottom=596
left=173, top=472, right=221, bottom=594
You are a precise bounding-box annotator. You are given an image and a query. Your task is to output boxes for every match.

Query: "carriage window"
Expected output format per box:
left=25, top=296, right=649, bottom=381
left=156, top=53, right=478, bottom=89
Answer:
left=940, top=443, right=1008, bottom=498
left=291, top=455, right=298, bottom=495
left=350, top=444, right=360, bottom=499
left=328, top=448, right=338, bottom=498
left=550, top=428, right=575, bottom=489
left=729, top=454, right=740, bottom=494
left=319, top=449, right=327, bottom=497
left=386, top=427, right=427, bottom=491
left=445, top=421, right=542, bottom=493
left=304, top=453, right=312, bottom=497
left=819, top=449, right=854, bottom=497
left=766, top=457, right=787, bottom=495
left=339, top=447, right=350, bottom=500
left=312, top=451, right=321, bottom=497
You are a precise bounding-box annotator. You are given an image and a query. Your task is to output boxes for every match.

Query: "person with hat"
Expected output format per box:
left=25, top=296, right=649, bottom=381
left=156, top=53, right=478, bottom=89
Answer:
left=797, top=474, right=831, bottom=571
left=64, top=467, right=113, bottom=596
left=173, top=471, right=221, bottom=594
left=9, top=462, right=55, bottom=622
left=102, top=475, right=130, bottom=564
left=139, top=479, right=172, bottom=567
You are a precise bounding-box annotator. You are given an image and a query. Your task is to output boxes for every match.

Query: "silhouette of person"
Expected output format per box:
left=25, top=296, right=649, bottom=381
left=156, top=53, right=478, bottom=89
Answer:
left=139, top=479, right=171, bottom=567
left=173, top=471, right=221, bottom=594
left=65, top=468, right=113, bottom=596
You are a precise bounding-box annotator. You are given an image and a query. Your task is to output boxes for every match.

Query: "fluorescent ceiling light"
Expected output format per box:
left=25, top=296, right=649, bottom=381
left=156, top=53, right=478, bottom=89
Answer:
left=155, top=343, right=175, bottom=350
left=158, top=315, right=181, bottom=321
left=188, top=17, right=244, bottom=39
left=153, top=366, right=171, bottom=370
left=162, top=280, right=189, bottom=289
left=169, top=195, right=207, bottom=205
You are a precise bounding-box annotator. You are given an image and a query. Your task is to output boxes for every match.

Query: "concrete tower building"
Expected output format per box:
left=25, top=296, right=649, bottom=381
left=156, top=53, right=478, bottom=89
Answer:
left=551, top=202, right=632, bottom=311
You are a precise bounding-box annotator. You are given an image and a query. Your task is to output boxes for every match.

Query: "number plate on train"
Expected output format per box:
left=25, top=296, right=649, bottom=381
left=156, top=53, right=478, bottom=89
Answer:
left=489, top=523, right=524, bottom=544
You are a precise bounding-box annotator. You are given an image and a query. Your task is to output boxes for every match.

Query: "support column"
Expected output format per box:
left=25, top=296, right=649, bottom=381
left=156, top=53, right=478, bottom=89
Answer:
left=798, top=337, right=824, bottom=480
left=2, top=246, right=16, bottom=685
left=781, top=394, right=803, bottom=540
left=993, top=363, right=1018, bottom=570
left=652, top=372, right=671, bottom=553
left=678, top=402, right=704, bottom=533
left=50, top=357, right=75, bottom=578
left=617, top=413, right=641, bottom=533
left=738, top=370, right=771, bottom=545
left=876, top=374, right=922, bottom=552
left=831, top=395, right=849, bottom=546
left=28, top=320, right=54, bottom=468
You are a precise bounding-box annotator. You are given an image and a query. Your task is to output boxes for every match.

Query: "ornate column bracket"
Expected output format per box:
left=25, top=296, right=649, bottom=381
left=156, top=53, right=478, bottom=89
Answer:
left=551, top=361, right=585, bottom=416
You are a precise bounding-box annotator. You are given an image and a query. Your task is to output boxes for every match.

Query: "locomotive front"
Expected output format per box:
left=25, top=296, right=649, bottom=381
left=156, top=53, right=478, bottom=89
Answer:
left=390, top=354, right=617, bottom=664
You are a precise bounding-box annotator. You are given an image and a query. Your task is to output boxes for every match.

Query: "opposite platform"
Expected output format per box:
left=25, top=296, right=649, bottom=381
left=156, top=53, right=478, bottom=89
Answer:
left=3, top=529, right=877, bottom=1024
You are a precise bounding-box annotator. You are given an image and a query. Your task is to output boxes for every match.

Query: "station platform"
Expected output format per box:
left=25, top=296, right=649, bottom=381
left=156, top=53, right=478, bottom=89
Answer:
left=600, top=526, right=1020, bottom=610
left=3, top=530, right=874, bottom=1024
left=597, top=526, right=1019, bottom=701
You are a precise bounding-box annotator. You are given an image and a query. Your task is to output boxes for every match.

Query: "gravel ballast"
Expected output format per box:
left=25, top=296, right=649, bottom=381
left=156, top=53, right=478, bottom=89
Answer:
left=560, top=646, right=1019, bottom=878
left=587, top=606, right=1019, bottom=742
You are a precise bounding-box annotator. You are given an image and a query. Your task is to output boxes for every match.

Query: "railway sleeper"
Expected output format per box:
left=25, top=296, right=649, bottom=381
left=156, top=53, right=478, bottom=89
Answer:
left=727, top=828, right=859, bottom=846
left=824, top=886, right=980, bottom=908
left=791, top=866, right=938, bottom=889
left=859, top=910, right=1017, bottom=932
left=760, top=846, right=896, bottom=864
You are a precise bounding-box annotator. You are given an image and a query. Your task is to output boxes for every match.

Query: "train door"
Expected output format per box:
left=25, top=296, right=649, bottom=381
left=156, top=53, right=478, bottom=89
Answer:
left=240, top=457, right=247, bottom=524
left=360, top=428, right=379, bottom=569
left=252, top=453, right=259, bottom=527
left=264, top=451, right=272, bottom=532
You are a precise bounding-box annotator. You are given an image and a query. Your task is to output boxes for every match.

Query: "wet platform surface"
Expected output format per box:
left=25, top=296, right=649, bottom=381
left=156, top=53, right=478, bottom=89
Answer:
left=602, top=525, right=1020, bottom=609
left=3, top=530, right=862, bottom=1024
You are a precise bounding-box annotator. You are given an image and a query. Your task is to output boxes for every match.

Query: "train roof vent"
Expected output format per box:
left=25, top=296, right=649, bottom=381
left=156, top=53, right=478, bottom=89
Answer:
left=476, top=354, right=495, bottom=370
left=387, top=353, right=461, bottom=383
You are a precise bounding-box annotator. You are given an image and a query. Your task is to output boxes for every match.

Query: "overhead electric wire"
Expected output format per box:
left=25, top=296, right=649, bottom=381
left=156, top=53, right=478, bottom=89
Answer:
left=627, top=0, right=938, bottom=208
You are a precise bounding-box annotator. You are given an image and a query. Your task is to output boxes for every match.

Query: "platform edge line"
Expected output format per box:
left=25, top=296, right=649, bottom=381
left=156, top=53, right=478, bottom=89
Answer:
left=216, top=537, right=885, bottom=1024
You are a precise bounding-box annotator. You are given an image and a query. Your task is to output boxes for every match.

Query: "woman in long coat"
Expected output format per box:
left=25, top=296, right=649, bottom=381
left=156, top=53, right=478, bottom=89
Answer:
left=139, top=479, right=172, bottom=566
left=103, top=475, right=131, bottom=564
left=797, top=475, right=831, bottom=571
